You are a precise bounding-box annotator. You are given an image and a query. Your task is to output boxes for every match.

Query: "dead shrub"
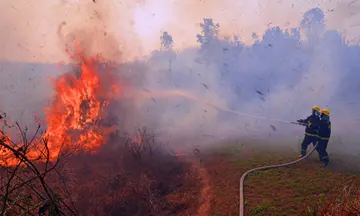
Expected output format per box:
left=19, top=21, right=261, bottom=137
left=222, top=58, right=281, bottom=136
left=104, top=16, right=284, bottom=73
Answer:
left=45, top=127, right=201, bottom=216
left=317, top=181, right=360, bottom=216
left=0, top=112, right=201, bottom=216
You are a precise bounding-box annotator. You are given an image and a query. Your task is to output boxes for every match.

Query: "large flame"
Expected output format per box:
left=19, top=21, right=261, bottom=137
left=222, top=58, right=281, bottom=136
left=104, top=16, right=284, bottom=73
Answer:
left=0, top=49, right=120, bottom=166
left=44, top=54, right=120, bottom=159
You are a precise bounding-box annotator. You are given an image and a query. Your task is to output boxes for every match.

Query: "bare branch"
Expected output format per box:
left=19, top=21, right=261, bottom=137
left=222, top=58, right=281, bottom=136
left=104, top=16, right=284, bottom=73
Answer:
left=1, top=159, right=23, bottom=215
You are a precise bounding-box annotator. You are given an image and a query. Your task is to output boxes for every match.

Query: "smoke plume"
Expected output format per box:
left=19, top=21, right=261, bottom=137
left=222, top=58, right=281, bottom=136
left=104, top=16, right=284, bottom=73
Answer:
left=1, top=1, right=360, bottom=157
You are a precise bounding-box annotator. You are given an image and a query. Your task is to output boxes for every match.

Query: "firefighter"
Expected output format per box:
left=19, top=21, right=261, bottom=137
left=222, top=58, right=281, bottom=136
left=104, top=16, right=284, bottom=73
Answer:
left=297, top=105, right=321, bottom=157
left=317, top=108, right=331, bottom=167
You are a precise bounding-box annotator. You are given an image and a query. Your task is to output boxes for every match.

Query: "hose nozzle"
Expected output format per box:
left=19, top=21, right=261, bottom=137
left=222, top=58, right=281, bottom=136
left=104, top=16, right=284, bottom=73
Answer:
left=291, top=121, right=306, bottom=126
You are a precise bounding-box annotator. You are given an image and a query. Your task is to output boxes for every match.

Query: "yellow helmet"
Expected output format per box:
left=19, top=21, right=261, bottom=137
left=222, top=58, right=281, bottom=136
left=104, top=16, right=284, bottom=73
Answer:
left=321, top=108, right=330, bottom=116
left=312, top=105, right=321, bottom=112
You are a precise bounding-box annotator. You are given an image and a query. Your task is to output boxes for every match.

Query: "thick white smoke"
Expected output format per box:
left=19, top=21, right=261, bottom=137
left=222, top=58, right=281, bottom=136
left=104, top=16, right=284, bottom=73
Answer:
left=1, top=4, right=360, bottom=157
left=119, top=8, right=360, bottom=155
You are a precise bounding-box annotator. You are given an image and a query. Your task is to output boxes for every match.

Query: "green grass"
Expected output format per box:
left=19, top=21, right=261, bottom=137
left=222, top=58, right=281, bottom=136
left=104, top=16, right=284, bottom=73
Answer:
left=250, top=202, right=271, bottom=215
left=201, top=143, right=360, bottom=216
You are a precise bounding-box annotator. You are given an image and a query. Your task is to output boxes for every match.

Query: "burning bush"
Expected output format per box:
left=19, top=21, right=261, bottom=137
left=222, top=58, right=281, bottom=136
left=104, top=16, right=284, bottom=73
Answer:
left=0, top=47, right=120, bottom=166
left=0, top=49, right=202, bottom=215
left=0, top=120, right=201, bottom=215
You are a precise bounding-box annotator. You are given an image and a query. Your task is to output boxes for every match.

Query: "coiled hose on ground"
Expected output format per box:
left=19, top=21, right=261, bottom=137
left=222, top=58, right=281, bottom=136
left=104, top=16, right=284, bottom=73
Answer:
left=239, top=143, right=319, bottom=216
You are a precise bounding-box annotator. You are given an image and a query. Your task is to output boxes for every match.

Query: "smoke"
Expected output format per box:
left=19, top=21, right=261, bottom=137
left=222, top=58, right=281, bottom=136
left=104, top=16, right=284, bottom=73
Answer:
left=119, top=8, right=360, bottom=155
left=0, top=0, right=143, bottom=62
left=1, top=1, right=360, bottom=156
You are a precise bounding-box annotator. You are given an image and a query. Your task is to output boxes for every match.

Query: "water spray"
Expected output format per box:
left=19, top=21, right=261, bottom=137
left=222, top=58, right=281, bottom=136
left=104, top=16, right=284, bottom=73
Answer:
left=133, top=89, right=300, bottom=125
left=144, top=89, right=309, bottom=216
left=130, top=88, right=311, bottom=215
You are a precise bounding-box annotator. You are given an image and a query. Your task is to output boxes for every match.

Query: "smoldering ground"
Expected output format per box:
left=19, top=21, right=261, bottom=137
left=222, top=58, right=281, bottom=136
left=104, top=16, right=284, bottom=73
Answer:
left=1, top=3, right=360, bottom=158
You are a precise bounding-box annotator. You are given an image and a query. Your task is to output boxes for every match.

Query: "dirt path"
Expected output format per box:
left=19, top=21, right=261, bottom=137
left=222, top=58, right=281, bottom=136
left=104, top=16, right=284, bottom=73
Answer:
left=194, top=158, right=212, bottom=216
left=175, top=152, right=212, bottom=216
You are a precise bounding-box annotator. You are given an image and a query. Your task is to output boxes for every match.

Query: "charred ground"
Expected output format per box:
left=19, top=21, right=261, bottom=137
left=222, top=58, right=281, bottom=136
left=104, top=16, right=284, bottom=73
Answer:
left=0, top=126, right=203, bottom=216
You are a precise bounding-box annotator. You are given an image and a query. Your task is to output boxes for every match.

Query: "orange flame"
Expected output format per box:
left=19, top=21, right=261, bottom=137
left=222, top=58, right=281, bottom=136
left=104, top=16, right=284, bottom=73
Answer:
left=0, top=46, right=120, bottom=166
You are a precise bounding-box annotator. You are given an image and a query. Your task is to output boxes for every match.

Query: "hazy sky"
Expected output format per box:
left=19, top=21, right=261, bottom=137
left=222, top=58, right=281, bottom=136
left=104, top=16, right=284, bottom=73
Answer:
left=1, top=0, right=360, bottom=63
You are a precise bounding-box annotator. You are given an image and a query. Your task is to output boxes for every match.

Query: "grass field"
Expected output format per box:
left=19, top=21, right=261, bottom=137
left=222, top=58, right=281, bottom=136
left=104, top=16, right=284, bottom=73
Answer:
left=196, top=142, right=360, bottom=216
left=2, top=134, right=359, bottom=215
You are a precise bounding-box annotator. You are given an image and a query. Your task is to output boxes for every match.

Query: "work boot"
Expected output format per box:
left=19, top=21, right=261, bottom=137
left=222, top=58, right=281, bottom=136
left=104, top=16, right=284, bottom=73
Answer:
left=323, top=161, right=329, bottom=167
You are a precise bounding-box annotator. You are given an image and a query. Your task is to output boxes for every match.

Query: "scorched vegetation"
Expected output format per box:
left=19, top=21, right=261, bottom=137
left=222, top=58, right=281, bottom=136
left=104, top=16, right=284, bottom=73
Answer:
left=0, top=46, right=201, bottom=216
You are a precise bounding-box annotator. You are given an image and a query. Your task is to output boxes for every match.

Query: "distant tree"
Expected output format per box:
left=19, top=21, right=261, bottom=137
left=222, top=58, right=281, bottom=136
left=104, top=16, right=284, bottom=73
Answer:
left=262, top=27, right=284, bottom=44
left=300, top=8, right=325, bottom=46
left=196, top=18, right=220, bottom=48
left=160, top=31, right=173, bottom=51
left=290, top=28, right=301, bottom=42
left=232, top=35, right=242, bottom=46
left=159, top=31, right=175, bottom=73
left=252, top=32, right=260, bottom=44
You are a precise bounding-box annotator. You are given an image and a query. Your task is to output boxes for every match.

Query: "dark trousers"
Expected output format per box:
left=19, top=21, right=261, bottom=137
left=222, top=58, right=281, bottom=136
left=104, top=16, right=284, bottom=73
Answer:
left=300, top=135, right=318, bottom=156
left=317, top=139, right=329, bottom=165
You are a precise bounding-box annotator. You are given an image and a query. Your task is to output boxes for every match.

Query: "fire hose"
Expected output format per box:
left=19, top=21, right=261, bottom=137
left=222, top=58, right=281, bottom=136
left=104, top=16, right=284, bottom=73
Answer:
left=239, top=122, right=317, bottom=216
left=139, top=90, right=319, bottom=215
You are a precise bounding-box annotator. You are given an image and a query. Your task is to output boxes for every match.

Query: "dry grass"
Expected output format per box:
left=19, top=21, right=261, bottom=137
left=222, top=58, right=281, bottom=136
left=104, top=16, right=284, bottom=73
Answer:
left=3, top=112, right=360, bottom=216
left=52, top=128, right=202, bottom=216
left=201, top=143, right=360, bottom=216
left=317, top=183, right=360, bottom=215
left=0, top=115, right=203, bottom=216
